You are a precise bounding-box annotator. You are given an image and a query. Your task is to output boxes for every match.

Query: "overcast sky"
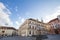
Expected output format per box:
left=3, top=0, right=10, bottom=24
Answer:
left=0, top=0, right=60, bottom=29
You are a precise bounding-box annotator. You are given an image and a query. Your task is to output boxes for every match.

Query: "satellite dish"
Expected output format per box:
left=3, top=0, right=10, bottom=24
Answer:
left=57, top=15, right=60, bottom=20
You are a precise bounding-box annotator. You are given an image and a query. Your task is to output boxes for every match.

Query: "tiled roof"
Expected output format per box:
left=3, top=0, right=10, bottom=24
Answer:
left=48, top=18, right=58, bottom=23
left=0, top=26, right=16, bottom=30
left=28, top=18, right=43, bottom=23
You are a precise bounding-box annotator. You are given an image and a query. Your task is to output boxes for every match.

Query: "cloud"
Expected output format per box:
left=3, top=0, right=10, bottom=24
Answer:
left=0, top=2, right=13, bottom=27
left=15, top=17, right=25, bottom=29
left=44, top=6, right=60, bottom=23
left=15, top=21, right=19, bottom=26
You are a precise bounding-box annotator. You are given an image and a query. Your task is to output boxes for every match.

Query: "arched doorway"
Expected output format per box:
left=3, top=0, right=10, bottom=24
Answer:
left=54, top=29, right=59, bottom=34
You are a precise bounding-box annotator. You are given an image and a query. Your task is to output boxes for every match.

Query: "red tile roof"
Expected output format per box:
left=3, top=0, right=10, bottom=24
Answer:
left=48, top=18, right=58, bottom=23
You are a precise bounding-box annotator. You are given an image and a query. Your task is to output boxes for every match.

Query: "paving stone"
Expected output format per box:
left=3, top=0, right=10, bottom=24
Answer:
left=0, top=35, right=60, bottom=40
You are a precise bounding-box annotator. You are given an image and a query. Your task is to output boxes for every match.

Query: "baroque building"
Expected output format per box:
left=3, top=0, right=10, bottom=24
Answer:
left=18, top=18, right=49, bottom=36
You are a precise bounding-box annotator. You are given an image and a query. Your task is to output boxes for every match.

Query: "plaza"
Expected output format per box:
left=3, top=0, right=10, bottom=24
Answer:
left=0, top=35, right=60, bottom=40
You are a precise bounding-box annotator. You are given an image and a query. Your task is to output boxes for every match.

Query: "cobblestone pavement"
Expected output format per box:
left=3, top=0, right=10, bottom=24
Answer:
left=0, top=36, right=36, bottom=40
left=0, top=35, right=60, bottom=40
left=44, top=35, right=60, bottom=40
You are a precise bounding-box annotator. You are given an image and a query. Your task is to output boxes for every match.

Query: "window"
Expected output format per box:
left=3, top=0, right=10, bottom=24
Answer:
left=2, top=31, right=5, bottom=33
left=32, top=26, right=34, bottom=29
left=29, top=31, right=31, bottom=34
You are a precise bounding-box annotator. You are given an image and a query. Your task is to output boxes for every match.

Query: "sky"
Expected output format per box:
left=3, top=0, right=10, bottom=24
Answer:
left=0, top=0, right=60, bottom=29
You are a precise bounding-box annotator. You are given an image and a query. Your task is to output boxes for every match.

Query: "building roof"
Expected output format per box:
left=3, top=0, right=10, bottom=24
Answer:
left=19, top=18, right=45, bottom=29
left=28, top=18, right=43, bottom=23
left=48, top=18, right=58, bottom=23
left=0, top=26, right=16, bottom=30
